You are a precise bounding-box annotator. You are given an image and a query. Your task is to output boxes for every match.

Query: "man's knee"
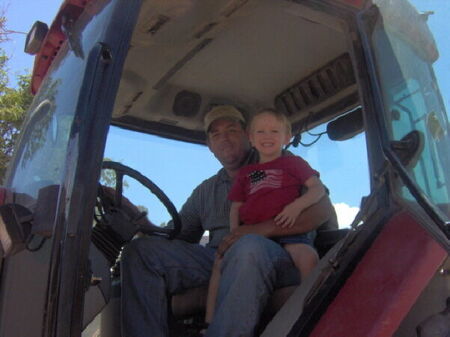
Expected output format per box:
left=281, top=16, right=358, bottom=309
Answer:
left=223, top=234, right=299, bottom=287
left=224, top=234, right=283, bottom=266
left=229, top=233, right=269, bottom=253
left=121, top=236, right=167, bottom=265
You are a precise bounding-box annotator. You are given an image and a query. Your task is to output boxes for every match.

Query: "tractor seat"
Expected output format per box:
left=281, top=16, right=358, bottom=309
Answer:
left=171, top=284, right=296, bottom=319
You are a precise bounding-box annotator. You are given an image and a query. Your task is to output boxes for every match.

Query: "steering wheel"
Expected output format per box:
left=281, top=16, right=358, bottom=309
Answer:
left=96, top=161, right=181, bottom=244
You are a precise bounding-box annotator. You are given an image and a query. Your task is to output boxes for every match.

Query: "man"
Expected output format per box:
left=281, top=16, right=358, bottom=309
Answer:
left=121, top=105, right=333, bottom=337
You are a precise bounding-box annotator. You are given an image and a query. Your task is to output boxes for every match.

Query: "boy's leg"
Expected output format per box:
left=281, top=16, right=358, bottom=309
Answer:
left=205, top=257, right=222, bottom=323
left=121, top=236, right=215, bottom=337
left=284, top=243, right=319, bottom=280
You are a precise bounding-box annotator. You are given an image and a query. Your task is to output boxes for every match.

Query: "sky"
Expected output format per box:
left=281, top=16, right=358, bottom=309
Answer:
left=2, top=0, right=449, bottom=227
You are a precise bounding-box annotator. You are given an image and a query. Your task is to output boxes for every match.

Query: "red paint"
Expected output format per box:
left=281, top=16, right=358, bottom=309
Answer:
left=310, top=212, right=447, bottom=337
left=31, top=0, right=93, bottom=94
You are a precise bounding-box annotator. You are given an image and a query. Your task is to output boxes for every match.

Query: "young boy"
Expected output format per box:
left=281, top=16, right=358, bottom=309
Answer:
left=205, top=108, right=325, bottom=323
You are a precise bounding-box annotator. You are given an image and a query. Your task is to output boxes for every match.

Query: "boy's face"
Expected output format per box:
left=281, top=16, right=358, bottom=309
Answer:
left=249, top=112, right=291, bottom=162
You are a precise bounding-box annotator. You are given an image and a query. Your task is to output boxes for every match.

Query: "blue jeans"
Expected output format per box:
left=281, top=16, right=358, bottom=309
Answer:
left=121, top=234, right=299, bottom=337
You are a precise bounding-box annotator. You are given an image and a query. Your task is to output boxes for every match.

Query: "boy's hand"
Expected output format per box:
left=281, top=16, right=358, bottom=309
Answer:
left=274, top=203, right=302, bottom=228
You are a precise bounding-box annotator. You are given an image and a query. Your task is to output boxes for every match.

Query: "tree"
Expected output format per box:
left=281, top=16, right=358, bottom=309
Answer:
left=0, top=50, right=33, bottom=183
left=0, top=12, right=33, bottom=183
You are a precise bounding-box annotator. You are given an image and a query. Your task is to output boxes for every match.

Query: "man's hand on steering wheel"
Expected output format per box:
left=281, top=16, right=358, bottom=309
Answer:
left=100, top=185, right=156, bottom=229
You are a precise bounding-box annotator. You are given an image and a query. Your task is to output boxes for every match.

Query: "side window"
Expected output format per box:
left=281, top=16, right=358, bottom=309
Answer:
left=291, top=126, right=370, bottom=228
left=370, top=15, right=450, bottom=218
left=389, top=76, right=448, bottom=205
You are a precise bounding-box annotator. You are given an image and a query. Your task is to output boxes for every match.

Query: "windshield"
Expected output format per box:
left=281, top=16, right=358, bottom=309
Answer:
left=6, top=47, right=79, bottom=200
left=370, top=0, right=450, bottom=221
left=6, top=0, right=115, bottom=201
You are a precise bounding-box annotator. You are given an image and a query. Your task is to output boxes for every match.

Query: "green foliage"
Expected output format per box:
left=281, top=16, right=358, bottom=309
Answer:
left=100, top=158, right=130, bottom=188
left=0, top=50, right=33, bottom=183
left=136, top=205, right=149, bottom=214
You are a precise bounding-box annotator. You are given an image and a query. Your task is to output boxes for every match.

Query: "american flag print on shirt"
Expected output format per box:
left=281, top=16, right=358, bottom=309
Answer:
left=248, top=169, right=283, bottom=194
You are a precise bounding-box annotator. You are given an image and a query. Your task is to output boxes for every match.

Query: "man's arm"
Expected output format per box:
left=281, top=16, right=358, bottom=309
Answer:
left=216, top=194, right=334, bottom=256
left=229, top=201, right=243, bottom=231
left=174, top=185, right=205, bottom=243
left=274, top=176, right=325, bottom=228
left=100, top=185, right=205, bottom=243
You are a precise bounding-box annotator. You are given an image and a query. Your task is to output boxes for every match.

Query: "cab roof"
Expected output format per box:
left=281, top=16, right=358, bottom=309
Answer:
left=31, top=0, right=434, bottom=144
left=110, top=0, right=363, bottom=144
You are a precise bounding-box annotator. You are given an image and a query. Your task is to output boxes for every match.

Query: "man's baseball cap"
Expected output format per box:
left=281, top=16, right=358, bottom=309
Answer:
left=204, top=105, right=245, bottom=132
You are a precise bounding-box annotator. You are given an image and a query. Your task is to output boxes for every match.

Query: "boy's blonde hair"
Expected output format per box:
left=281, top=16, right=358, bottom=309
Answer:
left=249, top=108, right=292, bottom=134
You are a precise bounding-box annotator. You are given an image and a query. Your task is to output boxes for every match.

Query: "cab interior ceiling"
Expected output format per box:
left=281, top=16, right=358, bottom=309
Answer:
left=111, top=0, right=360, bottom=144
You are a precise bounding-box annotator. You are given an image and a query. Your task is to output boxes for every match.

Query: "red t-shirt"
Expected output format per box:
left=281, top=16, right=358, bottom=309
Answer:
left=228, top=156, right=318, bottom=225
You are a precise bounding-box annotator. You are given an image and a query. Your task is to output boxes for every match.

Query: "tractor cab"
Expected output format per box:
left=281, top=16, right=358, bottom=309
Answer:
left=0, top=0, right=449, bottom=336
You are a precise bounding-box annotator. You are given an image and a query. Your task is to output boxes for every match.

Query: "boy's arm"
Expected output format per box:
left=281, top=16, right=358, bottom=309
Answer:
left=229, top=201, right=243, bottom=231
left=274, top=176, right=325, bottom=228
left=217, top=194, right=334, bottom=256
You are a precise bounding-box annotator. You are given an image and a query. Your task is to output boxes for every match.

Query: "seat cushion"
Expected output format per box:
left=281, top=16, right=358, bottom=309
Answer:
left=171, top=285, right=297, bottom=319
left=171, top=286, right=208, bottom=319
left=314, top=228, right=350, bottom=257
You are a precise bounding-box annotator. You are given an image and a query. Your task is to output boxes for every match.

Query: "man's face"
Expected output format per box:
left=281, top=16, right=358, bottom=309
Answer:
left=207, top=118, right=251, bottom=173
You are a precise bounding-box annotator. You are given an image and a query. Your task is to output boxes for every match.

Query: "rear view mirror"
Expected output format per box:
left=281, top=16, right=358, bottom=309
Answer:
left=327, top=107, right=364, bottom=141
left=0, top=185, right=60, bottom=258
left=24, top=21, right=49, bottom=55
left=0, top=203, right=33, bottom=258
left=390, top=130, right=424, bottom=169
